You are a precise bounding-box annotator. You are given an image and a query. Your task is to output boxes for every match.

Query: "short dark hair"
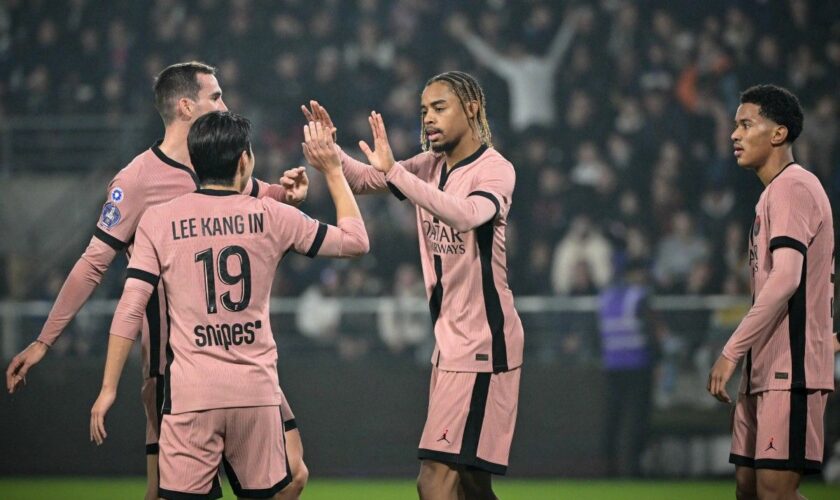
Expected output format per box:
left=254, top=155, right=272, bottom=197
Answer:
left=740, top=84, right=804, bottom=143
left=154, top=61, right=216, bottom=125
left=188, top=111, right=251, bottom=185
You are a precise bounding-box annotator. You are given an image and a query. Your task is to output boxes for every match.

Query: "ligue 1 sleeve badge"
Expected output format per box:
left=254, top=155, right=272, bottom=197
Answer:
left=100, top=202, right=122, bottom=228
left=110, top=187, right=124, bottom=204
left=753, top=215, right=760, bottom=237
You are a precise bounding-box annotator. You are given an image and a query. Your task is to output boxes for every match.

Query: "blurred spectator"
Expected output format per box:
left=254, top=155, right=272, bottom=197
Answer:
left=551, top=215, right=612, bottom=295
left=296, top=268, right=342, bottom=345
left=377, top=264, right=431, bottom=361
left=653, top=212, right=710, bottom=293
left=446, top=8, right=580, bottom=133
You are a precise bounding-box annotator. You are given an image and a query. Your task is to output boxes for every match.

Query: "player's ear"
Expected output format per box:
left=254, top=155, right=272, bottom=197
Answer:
left=466, top=101, right=478, bottom=119
left=177, top=97, right=192, bottom=121
left=770, top=125, right=788, bottom=146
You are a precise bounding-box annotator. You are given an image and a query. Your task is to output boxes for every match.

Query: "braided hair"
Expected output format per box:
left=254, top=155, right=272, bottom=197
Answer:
left=421, top=71, right=492, bottom=152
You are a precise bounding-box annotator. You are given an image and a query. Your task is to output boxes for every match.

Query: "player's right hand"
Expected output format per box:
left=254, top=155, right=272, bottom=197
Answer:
left=302, top=121, right=341, bottom=174
left=90, top=388, right=116, bottom=445
left=6, top=341, right=48, bottom=394
left=301, top=100, right=337, bottom=141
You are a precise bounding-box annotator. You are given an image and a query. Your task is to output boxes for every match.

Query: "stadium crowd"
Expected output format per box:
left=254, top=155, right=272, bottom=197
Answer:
left=2, top=0, right=839, bottom=359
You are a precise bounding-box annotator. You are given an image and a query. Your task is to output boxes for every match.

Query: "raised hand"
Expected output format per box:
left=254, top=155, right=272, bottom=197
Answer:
left=301, top=100, right=337, bottom=141
left=279, top=166, right=309, bottom=204
left=358, top=112, right=395, bottom=174
left=302, top=121, right=341, bottom=175
left=6, top=341, right=48, bottom=394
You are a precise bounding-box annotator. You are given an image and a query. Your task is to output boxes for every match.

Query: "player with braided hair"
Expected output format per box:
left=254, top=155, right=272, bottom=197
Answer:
left=302, top=71, right=523, bottom=499
left=419, top=71, right=493, bottom=152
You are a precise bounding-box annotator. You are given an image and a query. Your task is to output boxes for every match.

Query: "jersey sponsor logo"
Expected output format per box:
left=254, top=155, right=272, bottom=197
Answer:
left=193, top=320, right=262, bottom=350
left=109, top=187, right=124, bottom=204
left=423, top=219, right=466, bottom=255
left=100, top=202, right=122, bottom=229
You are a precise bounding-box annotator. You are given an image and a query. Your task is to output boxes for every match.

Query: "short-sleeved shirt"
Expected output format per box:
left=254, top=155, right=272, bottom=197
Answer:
left=126, top=189, right=326, bottom=414
left=389, top=146, right=524, bottom=373
left=741, top=164, right=835, bottom=393
left=94, top=141, right=278, bottom=378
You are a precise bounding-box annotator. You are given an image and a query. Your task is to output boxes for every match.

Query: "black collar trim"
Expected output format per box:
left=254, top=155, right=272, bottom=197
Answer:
left=151, top=140, right=200, bottom=188
left=439, top=145, right=489, bottom=190
left=453, top=144, right=488, bottom=170
left=196, top=188, right=239, bottom=196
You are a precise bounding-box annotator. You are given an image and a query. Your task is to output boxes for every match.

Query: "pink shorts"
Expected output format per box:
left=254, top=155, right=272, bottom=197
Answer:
left=730, top=389, right=828, bottom=474
left=418, top=366, right=520, bottom=475
left=158, top=406, right=290, bottom=499
left=142, top=376, right=297, bottom=455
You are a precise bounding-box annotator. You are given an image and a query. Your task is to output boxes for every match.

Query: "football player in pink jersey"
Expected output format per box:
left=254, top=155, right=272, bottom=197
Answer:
left=6, top=62, right=310, bottom=500
left=303, top=71, right=523, bottom=500
left=708, top=85, right=836, bottom=500
left=90, top=111, right=367, bottom=499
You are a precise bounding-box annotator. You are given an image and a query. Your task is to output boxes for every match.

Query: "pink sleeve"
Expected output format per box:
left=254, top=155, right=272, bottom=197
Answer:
left=110, top=279, right=154, bottom=341
left=271, top=203, right=368, bottom=258
left=722, top=247, right=804, bottom=362
left=767, top=179, right=819, bottom=252
left=125, top=214, right=163, bottom=279
left=112, top=214, right=161, bottom=340
left=36, top=237, right=119, bottom=346
left=339, top=147, right=389, bottom=194
left=384, top=157, right=514, bottom=232
left=314, top=217, right=369, bottom=258
left=339, top=148, right=435, bottom=196
left=246, top=177, right=296, bottom=206
left=96, top=168, right=145, bottom=246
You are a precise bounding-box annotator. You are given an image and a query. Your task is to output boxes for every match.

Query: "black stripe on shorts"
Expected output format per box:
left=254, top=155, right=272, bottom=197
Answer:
left=418, top=372, right=507, bottom=475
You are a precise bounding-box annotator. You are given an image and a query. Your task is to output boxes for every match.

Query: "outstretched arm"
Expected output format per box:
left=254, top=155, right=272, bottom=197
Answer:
left=301, top=120, right=369, bottom=257
left=302, top=100, right=389, bottom=194
left=7, top=236, right=118, bottom=394
left=360, top=112, right=504, bottom=232
left=447, top=15, right=516, bottom=78
left=707, top=247, right=804, bottom=403
left=545, top=9, right=580, bottom=69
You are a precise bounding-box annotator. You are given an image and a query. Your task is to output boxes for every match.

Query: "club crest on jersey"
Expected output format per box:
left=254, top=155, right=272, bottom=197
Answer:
left=753, top=215, right=760, bottom=237
left=100, top=202, right=122, bottom=228
left=109, top=187, right=124, bottom=204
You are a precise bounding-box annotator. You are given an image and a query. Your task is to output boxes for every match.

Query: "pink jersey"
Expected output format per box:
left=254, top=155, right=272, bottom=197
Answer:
left=341, top=146, right=524, bottom=373
left=37, top=141, right=288, bottom=380
left=723, top=164, right=835, bottom=393
left=114, top=189, right=367, bottom=414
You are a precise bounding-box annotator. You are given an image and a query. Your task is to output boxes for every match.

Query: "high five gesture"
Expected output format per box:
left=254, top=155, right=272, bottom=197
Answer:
left=358, top=112, right=396, bottom=174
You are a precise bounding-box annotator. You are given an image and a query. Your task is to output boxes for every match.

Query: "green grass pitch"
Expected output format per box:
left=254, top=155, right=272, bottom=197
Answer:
left=0, top=478, right=838, bottom=499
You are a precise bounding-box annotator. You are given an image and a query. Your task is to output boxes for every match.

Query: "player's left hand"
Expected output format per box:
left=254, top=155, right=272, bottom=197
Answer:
left=359, top=112, right=396, bottom=174
left=707, top=355, right=737, bottom=404
left=279, top=166, right=308, bottom=205
left=90, top=388, right=116, bottom=445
